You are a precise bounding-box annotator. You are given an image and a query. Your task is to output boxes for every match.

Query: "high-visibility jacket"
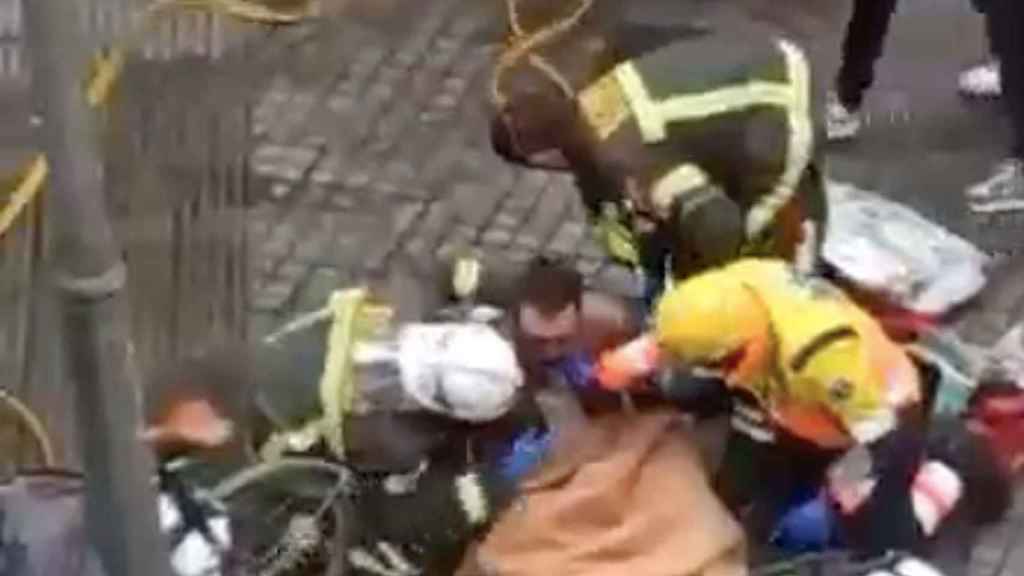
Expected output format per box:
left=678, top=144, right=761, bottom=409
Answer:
left=673, top=260, right=920, bottom=449
left=573, top=30, right=826, bottom=281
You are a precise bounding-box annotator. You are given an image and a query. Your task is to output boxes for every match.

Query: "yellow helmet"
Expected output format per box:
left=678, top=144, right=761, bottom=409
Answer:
left=654, top=269, right=769, bottom=366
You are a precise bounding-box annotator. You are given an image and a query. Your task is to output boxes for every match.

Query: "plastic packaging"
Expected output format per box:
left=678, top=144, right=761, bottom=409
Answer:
left=823, top=181, right=989, bottom=315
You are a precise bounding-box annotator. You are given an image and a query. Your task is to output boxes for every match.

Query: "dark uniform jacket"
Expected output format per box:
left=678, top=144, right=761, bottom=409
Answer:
left=498, top=26, right=827, bottom=285
left=143, top=257, right=545, bottom=576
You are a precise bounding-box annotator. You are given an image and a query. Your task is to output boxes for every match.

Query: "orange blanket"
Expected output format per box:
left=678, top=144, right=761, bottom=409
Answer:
left=457, top=408, right=747, bottom=576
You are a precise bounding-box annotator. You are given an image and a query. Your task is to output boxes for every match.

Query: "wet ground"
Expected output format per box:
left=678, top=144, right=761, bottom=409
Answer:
left=2, top=0, right=1024, bottom=572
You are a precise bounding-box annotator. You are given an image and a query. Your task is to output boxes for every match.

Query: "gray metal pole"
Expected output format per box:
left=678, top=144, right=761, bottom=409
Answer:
left=20, top=1, right=174, bottom=575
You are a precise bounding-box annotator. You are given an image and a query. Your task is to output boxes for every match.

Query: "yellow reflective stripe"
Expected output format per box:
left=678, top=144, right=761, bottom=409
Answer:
left=746, top=40, right=814, bottom=237
left=650, top=163, right=711, bottom=218
left=318, top=288, right=367, bottom=459
left=613, top=62, right=666, bottom=141
left=577, top=69, right=633, bottom=141
left=452, top=255, right=482, bottom=300
left=612, top=41, right=815, bottom=238
left=623, top=58, right=797, bottom=142
left=649, top=82, right=793, bottom=127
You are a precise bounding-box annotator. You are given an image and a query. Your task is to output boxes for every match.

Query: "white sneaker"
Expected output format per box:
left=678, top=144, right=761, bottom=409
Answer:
left=958, top=60, right=1001, bottom=98
left=967, top=159, right=1024, bottom=213
left=825, top=92, right=863, bottom=141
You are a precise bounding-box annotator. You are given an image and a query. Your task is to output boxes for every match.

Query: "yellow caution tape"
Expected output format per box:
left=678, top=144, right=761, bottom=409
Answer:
left=86, top=49, right=126, bottom=108
left=0, top=158, right=47, bottom=239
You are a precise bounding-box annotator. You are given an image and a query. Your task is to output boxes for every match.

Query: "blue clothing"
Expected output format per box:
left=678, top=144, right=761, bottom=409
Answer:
left=546, top=351, right=598, bottom=392
left=771, top=490, right=843, bottom=553
left=497, top=428, right=555, bottom=483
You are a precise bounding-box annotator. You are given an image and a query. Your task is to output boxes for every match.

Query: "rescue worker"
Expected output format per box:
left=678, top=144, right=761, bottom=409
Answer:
left=490, top=0, right=827, bottom=306
left=456, top=257, right=748, bottom=576
left=142, top=280, right=549, bottom=576
left=596, top=258, right=1011, bottom=572
left=599, top=259, right=922, bottom=552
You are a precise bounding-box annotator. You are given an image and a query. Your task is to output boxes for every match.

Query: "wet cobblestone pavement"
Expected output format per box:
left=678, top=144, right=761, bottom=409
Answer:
left=243, top=0, right=630, bottom=336
left=2, top=0, right=1024, bottom=571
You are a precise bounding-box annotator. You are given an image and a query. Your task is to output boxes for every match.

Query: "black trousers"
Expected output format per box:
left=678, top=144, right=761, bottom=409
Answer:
left=716, top=414, right=926, bottom=558
left=983, top=0, right=1024, bottom=158
left=835, top=0, right=901, bottom=109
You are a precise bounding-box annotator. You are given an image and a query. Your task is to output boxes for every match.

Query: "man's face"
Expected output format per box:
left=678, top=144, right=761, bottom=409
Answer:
left=516, top=303, right=581, bottom=366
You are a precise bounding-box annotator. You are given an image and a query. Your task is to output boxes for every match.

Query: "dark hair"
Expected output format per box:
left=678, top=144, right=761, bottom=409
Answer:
left=516, top=256, right=583, bottom=316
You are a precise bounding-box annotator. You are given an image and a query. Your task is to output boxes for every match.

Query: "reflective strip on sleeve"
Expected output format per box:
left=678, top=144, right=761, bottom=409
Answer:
left=613, top=61, right=666, bottom=141
left=745, top=40, right=814, bottom=238
left=577, top=68, right=634, bottom=141
left=730, top=412, right=776, bottom=444
left=730, top=403, right=776, bottom=443
left=650, top=163, right=712, bottom=218
left=452, top=255, right=483, bottom=300
left=611, top=41, right=815, bottom=238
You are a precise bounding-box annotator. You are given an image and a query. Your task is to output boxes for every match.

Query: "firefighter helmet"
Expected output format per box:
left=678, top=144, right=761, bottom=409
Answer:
left=397, top=322, right=524, bottom=422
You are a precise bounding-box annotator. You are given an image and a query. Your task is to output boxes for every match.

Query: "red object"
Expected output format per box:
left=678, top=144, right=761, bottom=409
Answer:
left=969, top=392, right=1024, bottom=475
left=873, top=309, right=943, bottom=342
left=834, top=277, right=943, bottom=342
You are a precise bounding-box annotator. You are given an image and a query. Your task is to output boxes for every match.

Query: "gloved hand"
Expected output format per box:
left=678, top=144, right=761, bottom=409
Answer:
left=654, top=369, right=731, bottom=417
left=497, top=427, right=554, bottom=483
left=771, top=491, right=840, bottom=552
left=594, top=335, right=662, bottom=391
left=546, top=351, right=598, bottom=392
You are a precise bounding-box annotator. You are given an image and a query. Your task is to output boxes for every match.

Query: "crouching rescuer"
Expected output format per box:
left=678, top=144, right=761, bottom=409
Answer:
left=143, top=286, right=557, bottom=576
left=596, top=258, right=1006, bottom=565
left=488, top=0, right=827, bottom=309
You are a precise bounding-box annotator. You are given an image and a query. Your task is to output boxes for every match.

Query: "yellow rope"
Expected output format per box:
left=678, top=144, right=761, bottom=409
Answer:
left=0, top=389, right=56, bottom=468
left=0, top=0, right=314, bottom=242
left=491, top=0, right=595, bottom=108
